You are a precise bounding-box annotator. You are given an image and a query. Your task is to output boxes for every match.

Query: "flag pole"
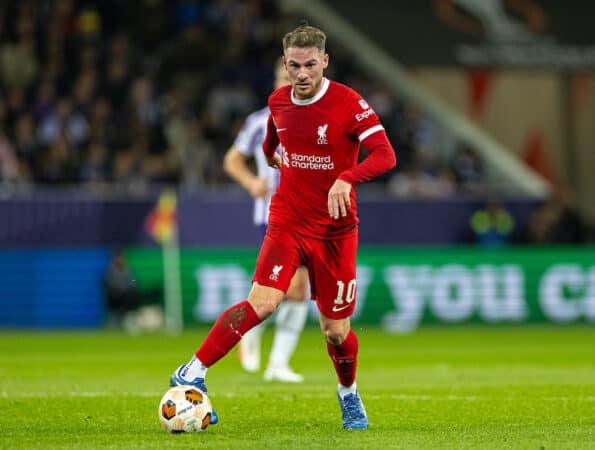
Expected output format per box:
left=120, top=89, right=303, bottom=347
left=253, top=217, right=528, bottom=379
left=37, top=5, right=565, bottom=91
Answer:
left=162, top=222, right=183, bottom=335
left=144, top=189, right=184, bottom=335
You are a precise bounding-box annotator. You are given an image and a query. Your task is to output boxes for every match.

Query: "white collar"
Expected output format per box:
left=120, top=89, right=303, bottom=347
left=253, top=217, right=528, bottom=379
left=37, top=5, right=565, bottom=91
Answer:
left=291, top=78, right=330, bottom=106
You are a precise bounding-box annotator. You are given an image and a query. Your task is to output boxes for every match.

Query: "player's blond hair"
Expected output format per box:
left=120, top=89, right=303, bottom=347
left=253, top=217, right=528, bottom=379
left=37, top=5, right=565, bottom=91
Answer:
left=282, top=23, right=326, bottom=53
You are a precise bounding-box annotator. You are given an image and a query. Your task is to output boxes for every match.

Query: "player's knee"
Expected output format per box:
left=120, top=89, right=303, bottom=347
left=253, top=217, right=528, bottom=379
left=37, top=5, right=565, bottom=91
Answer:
left=248, top=283, right=284, bottom=319
left=325, top=330, right=343, bottom=346
left=321, top=322, right=349, bottom=346
left=248, top=297, right=279, bottom=319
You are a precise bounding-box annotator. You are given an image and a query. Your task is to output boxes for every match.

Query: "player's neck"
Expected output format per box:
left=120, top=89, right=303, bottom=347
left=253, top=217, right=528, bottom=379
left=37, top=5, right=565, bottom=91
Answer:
left=291, top=78, right=329, bottom=106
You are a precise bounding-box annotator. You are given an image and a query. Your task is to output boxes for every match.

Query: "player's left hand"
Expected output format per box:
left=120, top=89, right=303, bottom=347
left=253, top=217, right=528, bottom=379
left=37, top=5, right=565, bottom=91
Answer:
left=328, top=179, right=352, bottom=220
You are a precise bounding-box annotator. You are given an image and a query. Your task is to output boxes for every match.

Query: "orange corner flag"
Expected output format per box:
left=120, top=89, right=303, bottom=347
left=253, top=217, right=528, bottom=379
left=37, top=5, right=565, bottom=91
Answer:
left=145, top=190, right=178, bottom=244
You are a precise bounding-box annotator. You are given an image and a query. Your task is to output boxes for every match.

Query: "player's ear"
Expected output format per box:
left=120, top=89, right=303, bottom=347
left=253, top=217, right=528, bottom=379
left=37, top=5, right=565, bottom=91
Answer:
left=323, top=53, right=329, bottom=69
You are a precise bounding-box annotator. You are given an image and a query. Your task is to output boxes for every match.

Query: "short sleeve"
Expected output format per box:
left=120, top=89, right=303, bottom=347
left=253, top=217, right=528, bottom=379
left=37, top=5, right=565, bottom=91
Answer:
left=234, top=113, right=262, bottom=157
left=344, top=89, right=385, bottom=143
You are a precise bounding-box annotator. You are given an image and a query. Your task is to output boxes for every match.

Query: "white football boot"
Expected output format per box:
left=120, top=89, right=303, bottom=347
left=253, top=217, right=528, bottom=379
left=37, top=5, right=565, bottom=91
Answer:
left=263, top=364, right=304, bottom=383
left=238, top=326, right=262, bottom=373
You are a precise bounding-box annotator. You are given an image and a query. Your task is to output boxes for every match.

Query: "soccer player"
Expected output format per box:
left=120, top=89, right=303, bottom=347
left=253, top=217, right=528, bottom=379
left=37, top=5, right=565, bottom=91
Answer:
left=171, top=22, right=397, bottom=430
left=223, top=58, right=308, bottom=383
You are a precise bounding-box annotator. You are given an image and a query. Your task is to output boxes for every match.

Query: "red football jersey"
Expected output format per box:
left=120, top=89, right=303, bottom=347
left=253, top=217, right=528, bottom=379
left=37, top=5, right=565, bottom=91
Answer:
left=265, top=78, right=387, bottom=239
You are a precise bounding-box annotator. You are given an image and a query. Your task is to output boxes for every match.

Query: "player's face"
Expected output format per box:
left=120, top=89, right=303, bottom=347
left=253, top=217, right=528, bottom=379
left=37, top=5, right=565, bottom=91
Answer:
left=283, top=46, right=328, bottom=100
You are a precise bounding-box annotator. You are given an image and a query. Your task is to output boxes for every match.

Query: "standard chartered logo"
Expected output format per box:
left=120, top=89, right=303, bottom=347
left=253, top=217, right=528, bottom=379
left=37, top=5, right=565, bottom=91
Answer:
left=289, top=153, right=334, bottom=170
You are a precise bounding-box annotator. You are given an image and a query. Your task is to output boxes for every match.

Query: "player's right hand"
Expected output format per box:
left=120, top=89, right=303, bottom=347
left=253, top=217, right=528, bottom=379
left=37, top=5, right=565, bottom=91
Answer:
left=266, top=153, right=281, bottom=170
left=328, top=179, right=352, bottom=220
left=248, top=178, right=270, bottom=199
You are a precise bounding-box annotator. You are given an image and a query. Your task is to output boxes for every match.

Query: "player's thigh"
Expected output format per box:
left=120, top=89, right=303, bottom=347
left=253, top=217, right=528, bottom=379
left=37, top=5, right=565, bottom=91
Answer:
left=253, top=226, right=301, bottom=298
left=285, top=267, right=308, bottom=302
left=247, top=282, right=285, bottom=318
left=308, top=233, right=358, bottom=319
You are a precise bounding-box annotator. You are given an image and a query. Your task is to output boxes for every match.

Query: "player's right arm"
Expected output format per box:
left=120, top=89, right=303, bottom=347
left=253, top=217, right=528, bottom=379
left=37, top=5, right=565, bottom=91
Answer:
left=263, top=113, right=281, bottom=169
left=223, top=144, right=270, bottom=198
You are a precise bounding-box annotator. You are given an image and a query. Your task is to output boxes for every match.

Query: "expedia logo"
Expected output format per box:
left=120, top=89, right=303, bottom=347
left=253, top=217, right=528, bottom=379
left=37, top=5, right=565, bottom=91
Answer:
left=355, top=108, right=375, bottom=122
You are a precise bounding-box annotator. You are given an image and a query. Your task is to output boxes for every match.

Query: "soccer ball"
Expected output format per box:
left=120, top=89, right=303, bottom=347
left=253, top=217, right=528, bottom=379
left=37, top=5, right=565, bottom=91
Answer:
left=158, top=385, right=213, bottom=433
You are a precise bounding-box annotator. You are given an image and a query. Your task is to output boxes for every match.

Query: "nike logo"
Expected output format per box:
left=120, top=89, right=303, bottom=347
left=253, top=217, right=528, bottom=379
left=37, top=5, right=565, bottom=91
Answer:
left=332, top=304, right=351, bottom=312
left=277, top=128, right=287, bottom=132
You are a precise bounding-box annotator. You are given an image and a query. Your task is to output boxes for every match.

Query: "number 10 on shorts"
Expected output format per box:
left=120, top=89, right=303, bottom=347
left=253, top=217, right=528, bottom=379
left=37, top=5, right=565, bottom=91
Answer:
left=334, top=279, right=357, bottom=306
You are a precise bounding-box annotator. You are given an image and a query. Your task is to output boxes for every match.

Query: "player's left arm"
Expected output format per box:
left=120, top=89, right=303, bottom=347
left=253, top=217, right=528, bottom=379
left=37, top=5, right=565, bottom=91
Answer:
left=328, top=130, right=397, bottom=219
left=339, top=128, right=397, bottom=184
left=328, top=128, right=396, bottom=219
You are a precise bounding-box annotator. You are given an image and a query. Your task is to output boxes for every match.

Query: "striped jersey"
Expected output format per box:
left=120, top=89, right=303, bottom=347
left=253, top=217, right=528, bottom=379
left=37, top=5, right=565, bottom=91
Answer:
left=233, top=106, right=279, bottom=225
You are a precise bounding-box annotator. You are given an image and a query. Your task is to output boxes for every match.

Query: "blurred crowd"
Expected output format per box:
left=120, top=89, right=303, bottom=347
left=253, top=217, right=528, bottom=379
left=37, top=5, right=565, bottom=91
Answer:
left=0, top=0, right=488, bottom=198
left=0, top=0, right=592, bottom=242
left=0, top=0, right=292, bottom=188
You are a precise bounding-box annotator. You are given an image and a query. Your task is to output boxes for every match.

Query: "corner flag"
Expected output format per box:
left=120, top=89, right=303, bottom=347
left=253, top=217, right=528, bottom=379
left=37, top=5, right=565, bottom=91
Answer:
left=145, top=190, right=178, bottom=244
left=145, top=189, right=183, bottom=334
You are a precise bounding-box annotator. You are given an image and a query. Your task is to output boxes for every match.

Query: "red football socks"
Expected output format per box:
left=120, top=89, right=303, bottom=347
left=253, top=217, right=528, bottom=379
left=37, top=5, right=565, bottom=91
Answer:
left=195, top=301, right=261, bottom=367
left=327, top=329, right=359, bottom=387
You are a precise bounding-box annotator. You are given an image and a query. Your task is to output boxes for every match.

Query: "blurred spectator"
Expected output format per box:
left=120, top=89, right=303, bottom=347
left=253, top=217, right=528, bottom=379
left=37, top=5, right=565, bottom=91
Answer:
left=35, top=134, right=78, bottom=184
left=451, top=144, right=486, bottom=195
left=207, top=80, right=257, bottom=132
left=103, top=249, right=144, bottom=330
left=0, top=129, right=19, bottom=183
left=32, top=80, right=57, bottom=122
left=162, top=85, right=214, bottom=186
left=129, top=77, right=161, bottom=128
left=103, top=50, right=133, bottom=111
left=5, top=88, right=28, bottom=132
left=469, top=198, right=515, bottom=247
left=126, top=0, right=173, bottom=52
left=0, top=15, right=39, bottom=91
left=13, top=113, right=41, bottom=168
left=88, top=96, right=117, bottom=149
left=112, top=132, right=149, bottom=185
left=103, top=249, right=164, bottom=332
left=38, top=98, right=89, bottom=148
left=80, top=140, right=110, bottom=186
left=71, top=70, right=98, bottom=117
left=388, top=149, right=455, bottom=199
left=163, top=22, right=215, bottom=91
left=527, top=191, right=590, bottom=244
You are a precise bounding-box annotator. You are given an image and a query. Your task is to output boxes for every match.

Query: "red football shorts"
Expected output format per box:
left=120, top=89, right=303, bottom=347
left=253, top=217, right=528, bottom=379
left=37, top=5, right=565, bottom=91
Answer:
left=253, top=226, right=358, bottom=319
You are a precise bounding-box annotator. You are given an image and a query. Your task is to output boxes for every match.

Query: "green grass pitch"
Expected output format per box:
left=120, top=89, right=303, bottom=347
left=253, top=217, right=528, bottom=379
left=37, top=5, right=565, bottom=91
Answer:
left=1, top=325, right=594, bottom=449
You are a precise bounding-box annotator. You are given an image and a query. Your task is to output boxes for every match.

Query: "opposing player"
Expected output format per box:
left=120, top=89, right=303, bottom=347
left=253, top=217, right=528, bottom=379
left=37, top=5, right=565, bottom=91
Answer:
left=223, top=58, right=307, bottom=383
left=170, top=23, right=397, bottom=429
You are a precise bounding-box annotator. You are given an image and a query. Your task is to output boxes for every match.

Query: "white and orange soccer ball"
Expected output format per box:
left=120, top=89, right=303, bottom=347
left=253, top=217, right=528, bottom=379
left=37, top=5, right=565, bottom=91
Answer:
left=158, top=385, right=213, bottom=433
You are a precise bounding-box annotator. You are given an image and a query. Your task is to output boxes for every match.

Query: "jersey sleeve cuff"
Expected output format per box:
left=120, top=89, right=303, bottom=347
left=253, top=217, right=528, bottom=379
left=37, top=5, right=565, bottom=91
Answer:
left=338, top=172, right=356, bottom=184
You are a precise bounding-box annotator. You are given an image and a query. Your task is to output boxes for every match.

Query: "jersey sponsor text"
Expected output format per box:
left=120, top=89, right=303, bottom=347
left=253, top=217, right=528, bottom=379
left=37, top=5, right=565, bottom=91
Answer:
left=289, top=152, right=335, bottom=170
left=355, top=108, right=375, bottom=122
